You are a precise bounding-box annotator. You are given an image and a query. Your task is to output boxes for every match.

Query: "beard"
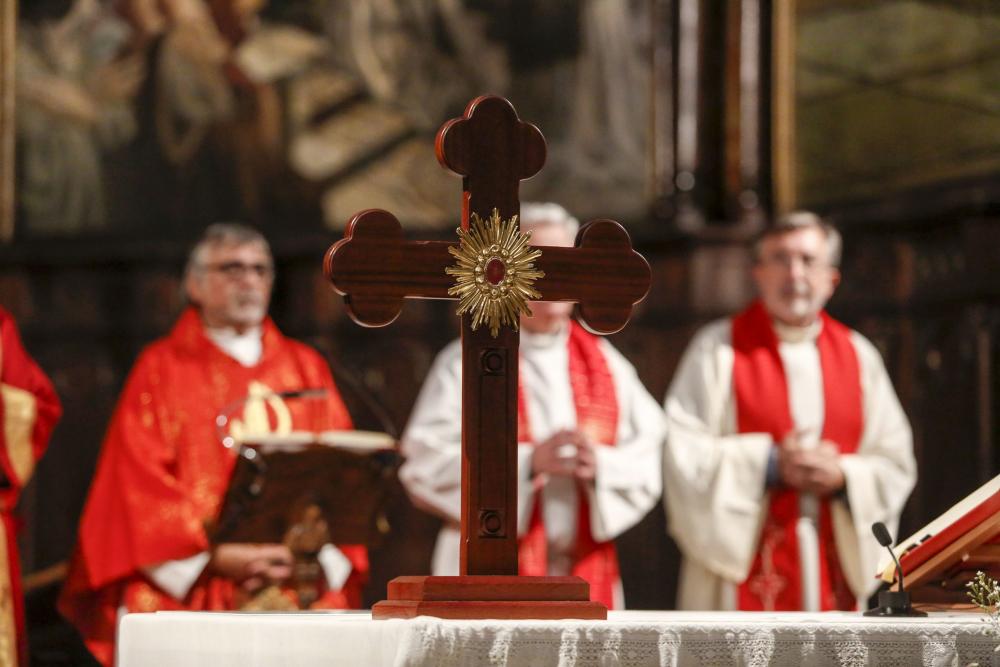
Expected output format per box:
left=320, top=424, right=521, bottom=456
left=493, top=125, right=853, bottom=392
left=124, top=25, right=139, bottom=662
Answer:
left=521, top=302, right=573, bottom=334
left=779, top=282, right=818, bottom=321
left=785, top=296, right=814, bottom=319
left=228, top=293, right=268, bottom=326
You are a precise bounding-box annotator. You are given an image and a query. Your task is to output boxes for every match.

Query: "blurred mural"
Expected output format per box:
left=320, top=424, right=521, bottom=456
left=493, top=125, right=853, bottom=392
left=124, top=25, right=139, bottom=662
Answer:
left=14, top=0, right=658, bottom=238
left=795, top=0, right=1000, bottom=207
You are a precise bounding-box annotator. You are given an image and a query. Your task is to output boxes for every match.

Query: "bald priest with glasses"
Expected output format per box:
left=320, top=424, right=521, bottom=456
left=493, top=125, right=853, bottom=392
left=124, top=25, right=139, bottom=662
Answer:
left=59, top=224, right=367, bottom=666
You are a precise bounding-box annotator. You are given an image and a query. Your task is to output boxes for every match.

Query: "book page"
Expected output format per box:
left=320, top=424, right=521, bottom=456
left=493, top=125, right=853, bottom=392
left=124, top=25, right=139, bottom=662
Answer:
left=876, top=473, right=1000, bottom=576
left=238, top=430, right=395, bottom=454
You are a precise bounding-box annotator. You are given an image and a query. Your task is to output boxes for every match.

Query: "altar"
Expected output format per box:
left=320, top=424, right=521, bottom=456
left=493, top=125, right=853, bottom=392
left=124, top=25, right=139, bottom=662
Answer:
left=118, top=610, right=998, bottom=666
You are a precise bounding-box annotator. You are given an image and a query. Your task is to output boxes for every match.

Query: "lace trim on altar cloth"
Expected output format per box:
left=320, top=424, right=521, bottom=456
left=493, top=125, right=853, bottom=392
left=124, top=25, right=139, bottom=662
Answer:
left=395, top=616, right=1000, bottom=667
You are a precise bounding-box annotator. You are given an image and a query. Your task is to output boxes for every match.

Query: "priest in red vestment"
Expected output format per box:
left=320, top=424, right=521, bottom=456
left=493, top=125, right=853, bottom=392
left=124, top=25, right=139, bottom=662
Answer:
left=663, top=211, right=916, bottom=611
left=399, top=203, right=664, bottom=609
left=0, top=308, right=62, bottom=667
left=59, top=224, right=366, bottom=666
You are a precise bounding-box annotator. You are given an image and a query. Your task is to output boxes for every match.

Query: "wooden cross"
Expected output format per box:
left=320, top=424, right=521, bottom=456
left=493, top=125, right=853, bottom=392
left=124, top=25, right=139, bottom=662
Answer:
left=324, top=96, right=650, bottom=619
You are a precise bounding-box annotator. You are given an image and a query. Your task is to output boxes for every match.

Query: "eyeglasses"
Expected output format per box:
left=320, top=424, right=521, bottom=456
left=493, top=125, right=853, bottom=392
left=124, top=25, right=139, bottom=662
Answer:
left=759, top=252, right=832, bottom=273
left=202, top=261, right=274, bottom=280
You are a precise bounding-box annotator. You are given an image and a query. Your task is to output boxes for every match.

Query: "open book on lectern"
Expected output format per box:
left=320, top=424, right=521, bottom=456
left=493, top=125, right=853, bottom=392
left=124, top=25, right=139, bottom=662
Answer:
left=876, top=473, right=1000, bottom=606
left=238, top=429, right=396, bottom=453
left=211, top=430, right=398, bottom=544
left=209, top=387, right=400, bottom=547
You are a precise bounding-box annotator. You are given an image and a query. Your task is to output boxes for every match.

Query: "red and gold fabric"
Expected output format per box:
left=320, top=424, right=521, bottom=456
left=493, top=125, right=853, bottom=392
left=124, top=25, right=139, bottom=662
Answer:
left=732, top=300, right=862, bottom=611
left=0, top=308, right=62, bottom=667
left=59, top=308, right=365, bottom=666
left=517, top=321, right=621, bottom=609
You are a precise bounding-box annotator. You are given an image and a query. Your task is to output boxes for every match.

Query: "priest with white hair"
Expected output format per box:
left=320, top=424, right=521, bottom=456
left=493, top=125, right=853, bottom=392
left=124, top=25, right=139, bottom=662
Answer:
left=662, top=211, right=916, bottom=611
left=399, top=203, right=664, bottom=609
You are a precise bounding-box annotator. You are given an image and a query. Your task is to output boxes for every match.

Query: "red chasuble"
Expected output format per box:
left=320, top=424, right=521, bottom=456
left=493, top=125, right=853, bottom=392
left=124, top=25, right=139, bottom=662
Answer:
left=0, top=308, right=62, bottom=667
left=517, top=322, right=621, bottom=609
left=732, top=300, right=861, bottom=611
left=59, top=308, right=366, bottom=666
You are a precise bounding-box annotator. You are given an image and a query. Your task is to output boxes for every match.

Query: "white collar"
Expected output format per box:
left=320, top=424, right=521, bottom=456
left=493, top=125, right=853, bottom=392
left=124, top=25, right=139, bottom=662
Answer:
left=521, top=324, right=570, bottom=350
left=773, top=318, right=822, bottom=344
left=205, top=325, right=263, bottom=367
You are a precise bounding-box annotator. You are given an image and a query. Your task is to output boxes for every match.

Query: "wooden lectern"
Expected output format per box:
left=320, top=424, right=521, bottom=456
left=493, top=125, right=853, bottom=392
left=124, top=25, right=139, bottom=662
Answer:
left=879, top=474, right=1000, bottom=609
left=323, top=96, right=651, bottom=620
left=210, top=389, right=399, bottom=609
left=212, top=433, right=398, bottom=546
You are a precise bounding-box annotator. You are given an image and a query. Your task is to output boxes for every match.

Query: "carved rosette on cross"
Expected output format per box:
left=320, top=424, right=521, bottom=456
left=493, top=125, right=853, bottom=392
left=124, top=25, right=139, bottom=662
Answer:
left=446, top=209, right=544, bottom=338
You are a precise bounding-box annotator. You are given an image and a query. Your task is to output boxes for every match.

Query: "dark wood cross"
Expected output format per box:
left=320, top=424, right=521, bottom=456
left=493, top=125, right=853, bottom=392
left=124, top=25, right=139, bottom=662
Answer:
left=324, top=96, right=650, bottom=619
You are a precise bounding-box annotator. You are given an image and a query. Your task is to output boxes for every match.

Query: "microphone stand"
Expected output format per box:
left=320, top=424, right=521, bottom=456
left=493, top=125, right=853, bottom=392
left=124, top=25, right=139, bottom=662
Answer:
left=864, top=523, right=927, bottom=617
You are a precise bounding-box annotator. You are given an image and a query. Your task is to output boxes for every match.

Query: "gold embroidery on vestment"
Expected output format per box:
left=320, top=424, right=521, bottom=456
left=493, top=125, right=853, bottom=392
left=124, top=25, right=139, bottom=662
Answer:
left=0, top=520, right=19, bottom=667
left=1, top=384, right=37, bottom=485
left=227, top=381, right=292, bottom=443
left=131, top=583, right=162, bottom=612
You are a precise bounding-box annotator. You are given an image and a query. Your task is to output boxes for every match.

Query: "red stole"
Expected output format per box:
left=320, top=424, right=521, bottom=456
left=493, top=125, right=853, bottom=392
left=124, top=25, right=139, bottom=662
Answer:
left=0, top=309, right=62, bottom=667
left=516, top=322, right=620, bottom=609
left=732, top=300, right=861, bottom=611
left=59, top=308, right=366, bottom=667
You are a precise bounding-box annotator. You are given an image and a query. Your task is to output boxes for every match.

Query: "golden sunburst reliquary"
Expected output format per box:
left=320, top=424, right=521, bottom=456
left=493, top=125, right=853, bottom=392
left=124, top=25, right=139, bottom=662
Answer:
left=446, top=208, right=545, bottom=338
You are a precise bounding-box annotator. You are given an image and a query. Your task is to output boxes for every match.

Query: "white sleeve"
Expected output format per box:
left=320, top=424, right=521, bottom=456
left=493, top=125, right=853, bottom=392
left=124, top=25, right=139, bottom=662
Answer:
left=318, top=544, right=353, bottom=591
left=661, top=321, right=773, bottom=582
left=833, top=332, right=917, bottom=598
left=398, top=341, right=465, bottom=523
left=587, top=340, right=665, bottom=542
left=399, top=339, right=540, bottom=535
left=142, top=551, right=211, bottom=601
left=144, top=546, right=355, bottom=598
left=516, top=443, right=537, bottom=536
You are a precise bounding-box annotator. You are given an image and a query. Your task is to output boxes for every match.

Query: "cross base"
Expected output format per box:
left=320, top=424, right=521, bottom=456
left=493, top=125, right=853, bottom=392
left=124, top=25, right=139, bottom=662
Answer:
left=371, top=575, right=608, bottom=620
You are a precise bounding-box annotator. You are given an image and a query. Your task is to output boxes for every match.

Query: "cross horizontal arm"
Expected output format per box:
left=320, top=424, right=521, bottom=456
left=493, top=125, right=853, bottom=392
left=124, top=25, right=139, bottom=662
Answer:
left=324, top=210, right=650, bottom=332
left=323, top=210, right=452, bottom=327
left=533, top=219, right=650, bottom=335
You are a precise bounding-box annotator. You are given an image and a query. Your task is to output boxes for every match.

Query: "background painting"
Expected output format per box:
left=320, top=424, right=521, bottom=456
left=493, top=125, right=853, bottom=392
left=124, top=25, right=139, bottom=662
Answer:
left=10, top=0, right=660, bottom=240
left=794, top=0, right=1000, bottom=209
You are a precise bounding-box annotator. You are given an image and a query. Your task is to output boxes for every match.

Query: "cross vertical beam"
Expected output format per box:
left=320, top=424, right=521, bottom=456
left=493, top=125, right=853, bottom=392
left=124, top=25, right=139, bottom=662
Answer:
left=324, top=95, right=650, bottom=619
left=437, top=96, right=546, bottom=575
left=460, top=325, right=518, bottom=574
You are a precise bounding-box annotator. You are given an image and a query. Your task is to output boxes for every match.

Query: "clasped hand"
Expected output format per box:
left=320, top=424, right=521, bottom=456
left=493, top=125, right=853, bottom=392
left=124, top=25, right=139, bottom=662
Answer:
left=777, top=433, right=846, bottom=497
left=530, top=429, right=597, bottom=482
left=208, top=543, right=294, bottom=593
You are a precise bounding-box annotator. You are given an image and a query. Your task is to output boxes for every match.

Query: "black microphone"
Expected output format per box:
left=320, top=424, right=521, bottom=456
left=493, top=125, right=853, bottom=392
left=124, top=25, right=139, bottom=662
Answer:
left=863, top=522, right=926, bottom=617
left=872, top=522, right=903, bottom=590
left=872, top=522, right=893, bottom=548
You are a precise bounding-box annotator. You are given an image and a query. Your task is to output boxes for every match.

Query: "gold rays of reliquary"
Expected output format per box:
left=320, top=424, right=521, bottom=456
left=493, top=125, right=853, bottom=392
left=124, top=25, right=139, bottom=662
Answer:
left=446, top=209, right=545, bottom=338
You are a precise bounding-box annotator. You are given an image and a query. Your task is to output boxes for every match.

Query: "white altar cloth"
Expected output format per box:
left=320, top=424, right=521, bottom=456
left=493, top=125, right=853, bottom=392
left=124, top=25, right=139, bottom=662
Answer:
left=118, top=610, right=999, bottom=667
